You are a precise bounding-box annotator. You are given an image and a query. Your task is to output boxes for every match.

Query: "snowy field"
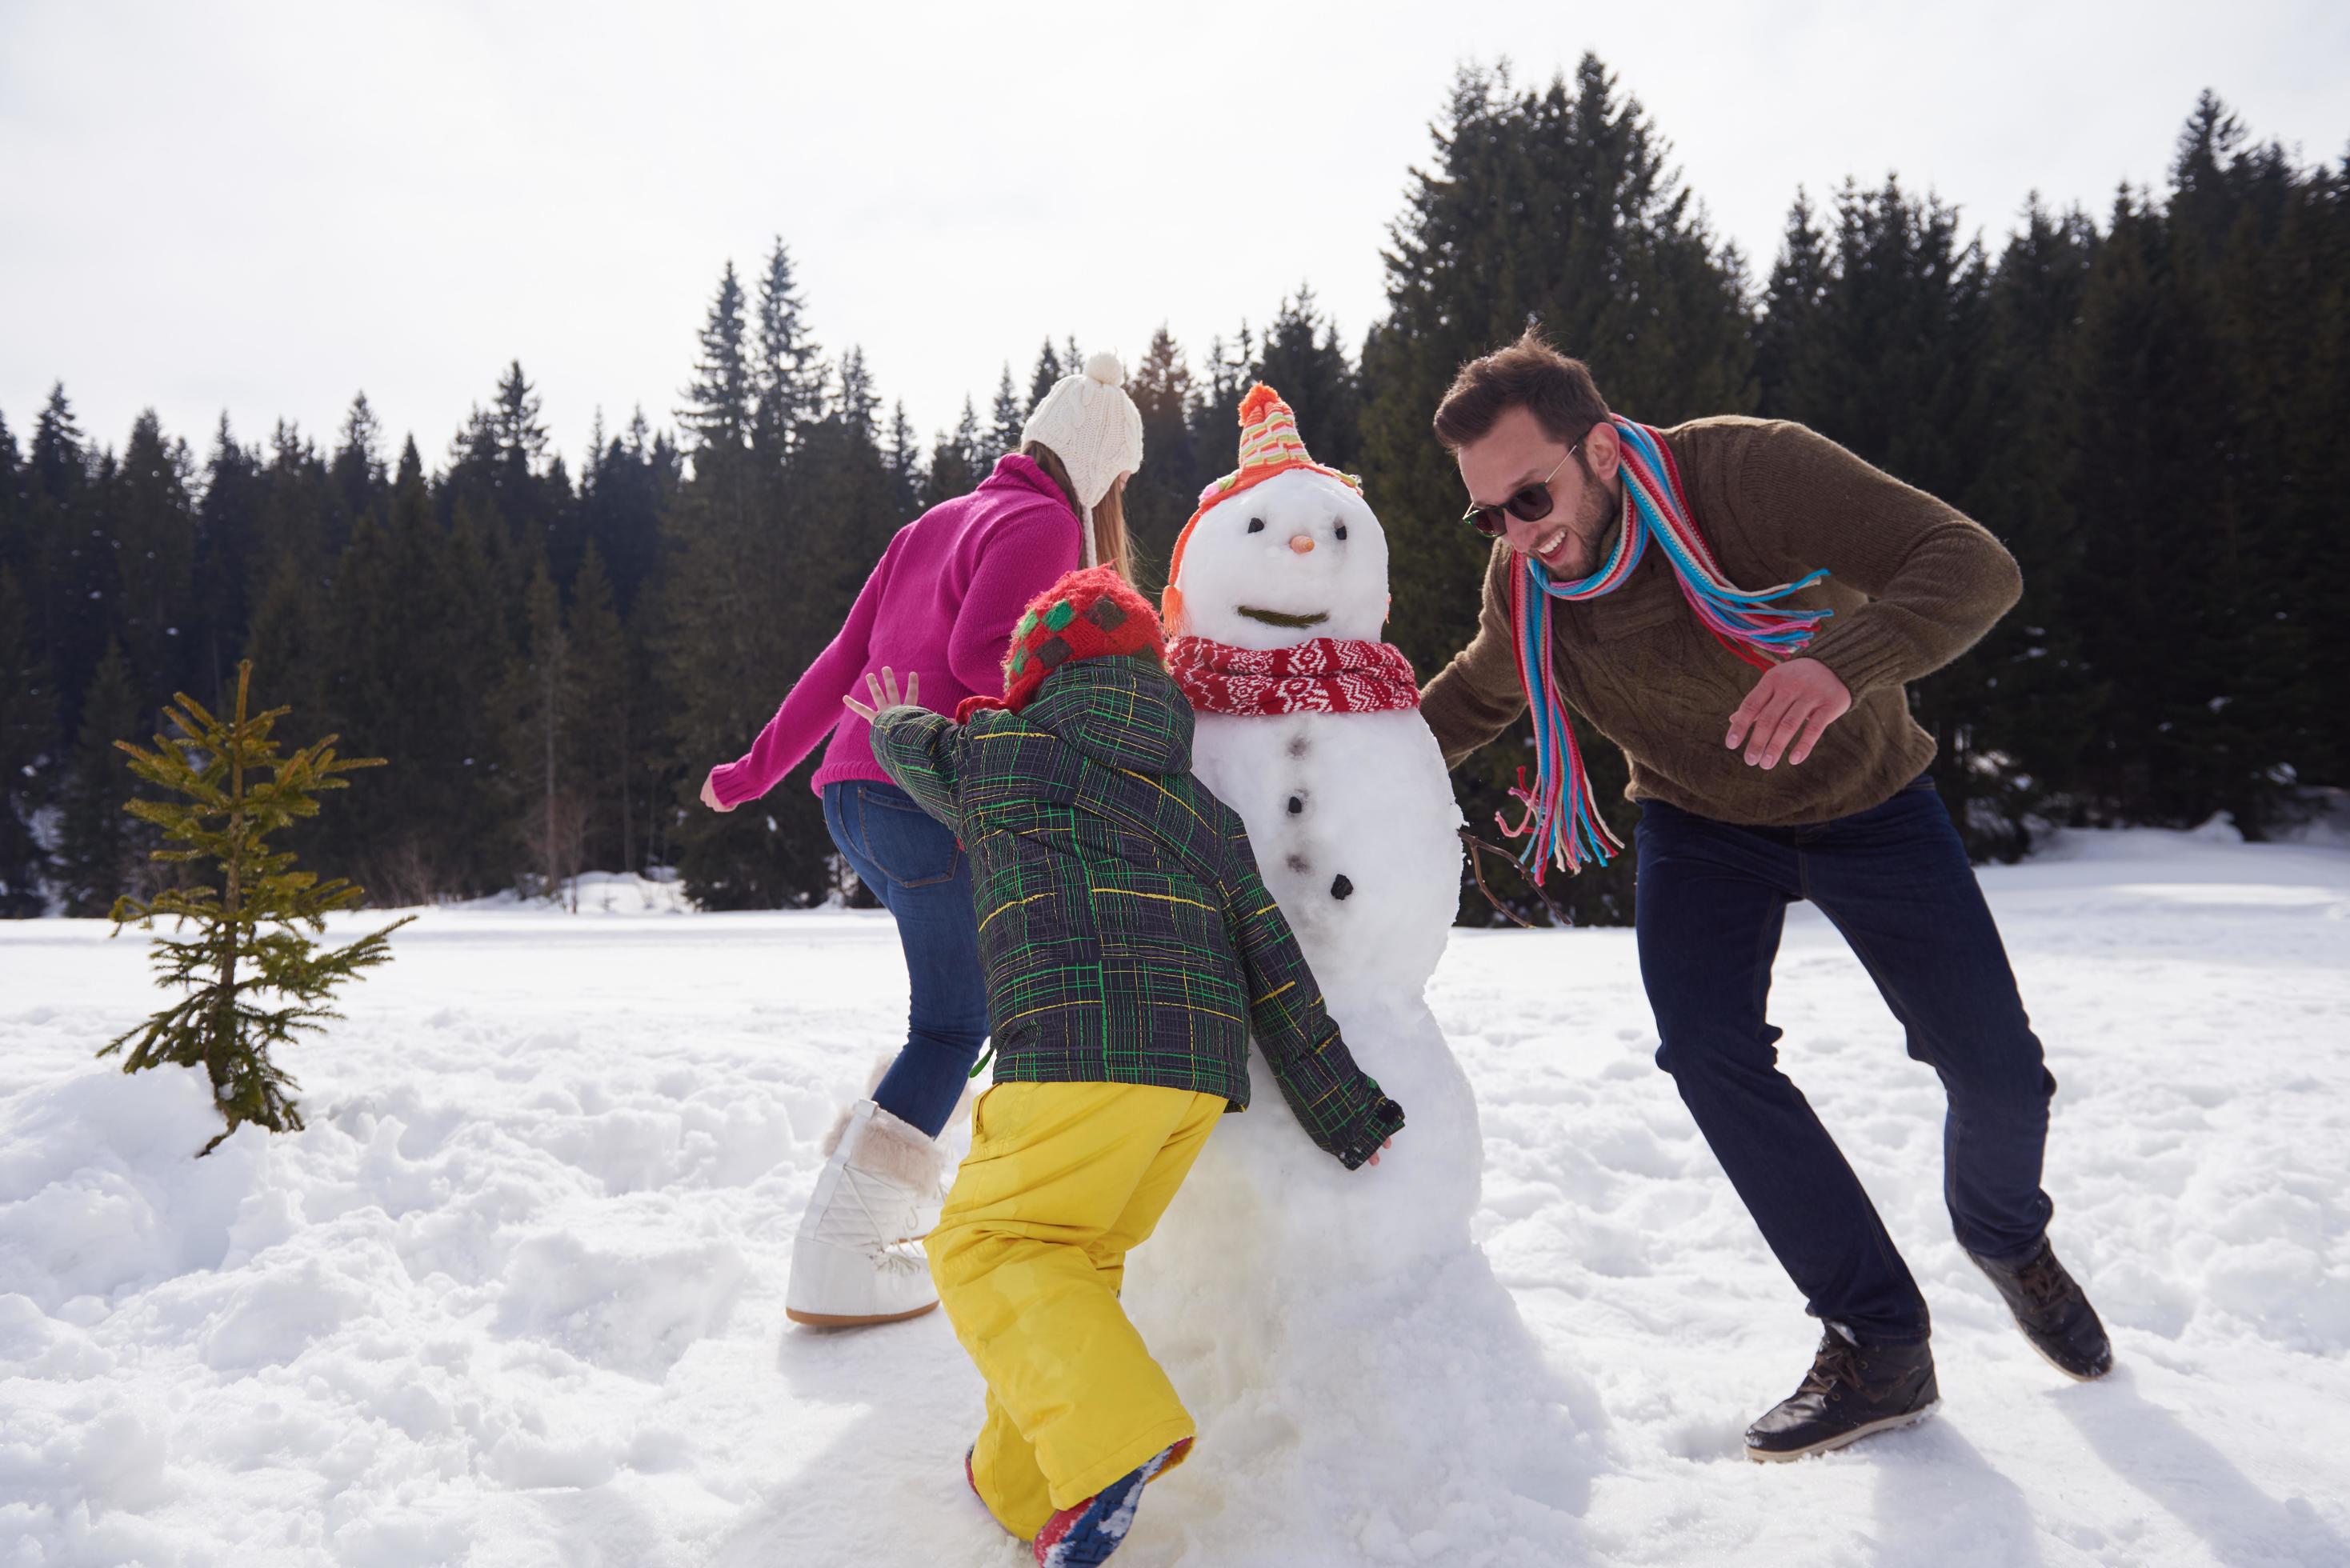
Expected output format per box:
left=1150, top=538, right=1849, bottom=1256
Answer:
left=3, top=828, right=2348, bottom=1567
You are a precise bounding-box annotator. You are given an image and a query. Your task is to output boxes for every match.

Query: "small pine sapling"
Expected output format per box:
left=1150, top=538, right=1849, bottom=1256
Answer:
left=103, top=661, right=415, bottom=1154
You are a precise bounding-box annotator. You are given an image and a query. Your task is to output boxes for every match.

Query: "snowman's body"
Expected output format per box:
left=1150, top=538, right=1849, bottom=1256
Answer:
left=1181, top=704, right=1481, bottom=1266
left=1131, top=461, right=1592, bottom=1563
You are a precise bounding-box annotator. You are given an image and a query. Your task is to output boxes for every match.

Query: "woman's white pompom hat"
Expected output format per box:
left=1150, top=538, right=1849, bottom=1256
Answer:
left=1020, top=350, right=1145, bottom=514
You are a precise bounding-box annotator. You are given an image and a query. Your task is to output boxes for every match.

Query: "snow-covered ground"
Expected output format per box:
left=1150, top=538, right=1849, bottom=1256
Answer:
left=2, top=826, right=2347, bottom=1566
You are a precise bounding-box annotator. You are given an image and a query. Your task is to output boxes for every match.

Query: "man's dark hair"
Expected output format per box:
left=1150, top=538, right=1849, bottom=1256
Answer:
left=1431, top=326, right=1611, bottom=452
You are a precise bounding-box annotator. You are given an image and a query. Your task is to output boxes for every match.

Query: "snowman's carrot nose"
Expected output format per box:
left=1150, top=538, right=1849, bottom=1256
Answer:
left=1288, top=534, right=1315, bottom=554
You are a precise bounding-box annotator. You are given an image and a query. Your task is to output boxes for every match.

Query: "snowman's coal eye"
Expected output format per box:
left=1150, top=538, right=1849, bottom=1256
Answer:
left=1335, top=523, right=1348, bottom=540
left=1246, top=518, right=1265, bottom=534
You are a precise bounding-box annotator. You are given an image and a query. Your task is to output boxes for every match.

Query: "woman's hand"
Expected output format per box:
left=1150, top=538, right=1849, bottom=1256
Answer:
left=841, top=666, right=920, bottom=723
left=699, top=771, right=734, bottom=813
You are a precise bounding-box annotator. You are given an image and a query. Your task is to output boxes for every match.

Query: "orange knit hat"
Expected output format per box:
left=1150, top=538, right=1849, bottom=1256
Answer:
left=1159, top=384, right=1363, bottom=636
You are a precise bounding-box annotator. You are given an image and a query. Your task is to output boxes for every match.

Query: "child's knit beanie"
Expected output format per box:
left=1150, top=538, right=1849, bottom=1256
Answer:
left=957, top=566, right=1165, bottom=721
left=1020, top=353, right=1145, bottom=515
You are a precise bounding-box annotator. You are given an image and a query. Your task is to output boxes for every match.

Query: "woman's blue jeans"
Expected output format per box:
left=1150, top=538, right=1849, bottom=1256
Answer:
left=1635, top=777, right=2056, bottom=1345
left=822, top=780, right=992, bottom=1138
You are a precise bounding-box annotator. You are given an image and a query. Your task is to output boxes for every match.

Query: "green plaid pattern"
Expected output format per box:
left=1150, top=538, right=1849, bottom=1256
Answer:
left=871, top=658, right=1402, bottom=1168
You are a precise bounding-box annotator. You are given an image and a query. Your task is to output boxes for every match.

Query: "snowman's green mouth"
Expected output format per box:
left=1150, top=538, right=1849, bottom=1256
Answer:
left=1238, top=606, right=1329, bottom=628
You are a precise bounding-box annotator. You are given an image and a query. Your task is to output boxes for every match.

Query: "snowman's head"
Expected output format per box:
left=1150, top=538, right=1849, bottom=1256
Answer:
left=1170, top=468, right=1389, bottom=649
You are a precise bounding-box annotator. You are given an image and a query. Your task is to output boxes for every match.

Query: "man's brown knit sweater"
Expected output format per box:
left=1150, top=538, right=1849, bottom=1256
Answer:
left=1419, top=416, right=2022, bottom=828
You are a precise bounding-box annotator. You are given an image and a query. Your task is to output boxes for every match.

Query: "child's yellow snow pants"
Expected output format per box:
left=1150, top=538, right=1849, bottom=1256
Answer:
left=926, top=1080, right=1216, bottom=1539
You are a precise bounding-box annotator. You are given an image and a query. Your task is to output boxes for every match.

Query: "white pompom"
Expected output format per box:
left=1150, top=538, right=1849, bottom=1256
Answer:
left=1083, top=350, right=1124, bottom=386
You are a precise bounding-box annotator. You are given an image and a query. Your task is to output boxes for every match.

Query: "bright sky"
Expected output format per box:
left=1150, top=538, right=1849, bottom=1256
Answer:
left=3, top=1, right=2344, bottom=474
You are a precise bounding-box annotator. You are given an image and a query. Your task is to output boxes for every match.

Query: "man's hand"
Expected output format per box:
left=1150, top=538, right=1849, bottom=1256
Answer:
left=841, top=666, right=919, bottom=723
left=1367, top=1136, right=1394, bottom=1168
left=1725, top=658, right=1852, bottom=770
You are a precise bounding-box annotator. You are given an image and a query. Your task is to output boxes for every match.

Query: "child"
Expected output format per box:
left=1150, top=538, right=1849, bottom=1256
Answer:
left=847, top=564, right=1403, bottom=1565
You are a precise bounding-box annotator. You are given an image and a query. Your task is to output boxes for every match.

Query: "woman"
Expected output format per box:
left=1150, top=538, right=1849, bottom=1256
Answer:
left=701, top=351, right=1143, bottom=1328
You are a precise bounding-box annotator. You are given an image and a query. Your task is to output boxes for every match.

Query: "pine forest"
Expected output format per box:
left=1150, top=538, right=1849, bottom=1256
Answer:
left=4, top=59, right=2344, bottom=927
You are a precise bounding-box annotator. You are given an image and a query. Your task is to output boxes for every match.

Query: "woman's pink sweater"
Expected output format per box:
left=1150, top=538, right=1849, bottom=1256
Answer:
left=707, top=454, right=1083, bottom=808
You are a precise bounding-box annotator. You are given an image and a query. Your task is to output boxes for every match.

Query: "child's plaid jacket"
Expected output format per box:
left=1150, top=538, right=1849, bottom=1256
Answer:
left=870, top=656, right=1402, bottom=1169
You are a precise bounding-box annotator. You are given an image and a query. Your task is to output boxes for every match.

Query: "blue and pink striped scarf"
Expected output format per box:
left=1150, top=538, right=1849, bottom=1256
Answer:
left=1502, top=416, right=1832, bottom=882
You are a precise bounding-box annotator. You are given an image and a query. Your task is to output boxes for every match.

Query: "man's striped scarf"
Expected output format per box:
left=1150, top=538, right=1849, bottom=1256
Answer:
left=1167, top=636, right=1420, bottom=716
left=1504, top=416, right=1832, bottom=882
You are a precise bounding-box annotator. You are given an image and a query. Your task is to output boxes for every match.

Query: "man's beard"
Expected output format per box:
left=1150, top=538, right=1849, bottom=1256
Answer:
left=1549, top=473, right=1623, bottom=576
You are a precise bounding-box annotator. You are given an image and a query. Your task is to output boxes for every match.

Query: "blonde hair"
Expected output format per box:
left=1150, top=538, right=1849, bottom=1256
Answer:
left=1022, top=440, right=1133, bottom=584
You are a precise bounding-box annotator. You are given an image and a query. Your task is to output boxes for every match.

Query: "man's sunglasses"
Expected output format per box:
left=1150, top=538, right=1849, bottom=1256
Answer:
left=1460, top=439, right=1583, bottom=538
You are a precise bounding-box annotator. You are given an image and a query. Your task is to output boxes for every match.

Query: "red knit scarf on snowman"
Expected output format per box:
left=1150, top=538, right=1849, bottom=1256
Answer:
left=1166, top=635, right=1420, bottom=716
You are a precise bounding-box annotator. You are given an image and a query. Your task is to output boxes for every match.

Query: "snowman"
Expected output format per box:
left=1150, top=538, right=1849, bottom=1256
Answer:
left=1128, top=387, right=1595, bottom=1565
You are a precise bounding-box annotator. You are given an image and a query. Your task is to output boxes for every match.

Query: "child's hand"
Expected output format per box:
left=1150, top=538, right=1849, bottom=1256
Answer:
left=1367, top=1137, right=1394, bottom=1168
left=842, top=666, right=919, bottom=723
left=699, top=771, right=734, bottom=813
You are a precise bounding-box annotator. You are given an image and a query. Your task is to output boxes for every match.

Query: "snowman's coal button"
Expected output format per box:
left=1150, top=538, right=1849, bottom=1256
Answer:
left=1286, top=794, right=1304, bottom=814
left=1287, top=854, right=1310, bottom=874
left=1331, top=874, right=1355, bottom=900
left=1287, top=735, right=1309, bottom=758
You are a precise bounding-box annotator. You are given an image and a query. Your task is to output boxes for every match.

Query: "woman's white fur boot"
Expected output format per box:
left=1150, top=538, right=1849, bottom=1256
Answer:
left=785, top=1098, right=954, bottom=1328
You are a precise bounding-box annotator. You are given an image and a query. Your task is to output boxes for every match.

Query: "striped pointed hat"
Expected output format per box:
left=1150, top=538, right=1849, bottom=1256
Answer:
left=1161, top=383, right=1362, bottom=636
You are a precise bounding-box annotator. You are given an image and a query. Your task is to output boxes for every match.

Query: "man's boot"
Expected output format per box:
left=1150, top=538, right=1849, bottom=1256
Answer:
left=785, top=1099, right=951, bottom=1328
left=1970, top=1238, right=2114, bottom=1381
left=1746, top=1325, right=1939, bottom=1462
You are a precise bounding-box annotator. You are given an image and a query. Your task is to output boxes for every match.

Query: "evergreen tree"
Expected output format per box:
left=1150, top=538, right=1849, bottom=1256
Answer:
left=0, top=409, right=22, bottom=583
left=492, top=360, right=551, bottom=470
left=103, top=661, right=412, bottom=1153
left=924, top=397, right=987, bottom=508
left=660, top=346, right=897, bottom=909
left=58, top=639, right=144, bottom=917
left=252, top=420, right=338, bottom=590
left=192, top=415, right=263, bottom=706
left=106, top=410, right=199, bottom=705
left=441, top=362, right=576, bottom=596
left=1254, top=286, right=1360, bottom=472
left=1358, top=55, right=1754, bottom=924
left=244, top=554, right=334, bottom=734
left=1754, top=178, right=2012, bottom=846
left=1123, top=325, right=1203, bottom=582
left=753, top=238, right=823, bottom=460
left=436, top=501, right=522, bottom=890
left=987, top=363, right=1024, bottom=460
left=1193, top=329, right=1256, bottom=460
left=834, top=349, right=881, bottom=445
left=1957, top=198, right=2108, bottom=846
left=578, top=409, right=671, bottom=617
left=26, top=385, right=105, bottom=735
left=681, top=262, right=755, bottom=459
left=2167, top=99, right=2336, bottom=823
left=502, top=558, right=582, bottom=900
left=1757, top=178, right=1990, bottom=497
left=1754, top=190, right=1832, bottom=414
left=330, top=393, right=387, bottom=524
left=1029, top=338, right=1064, bottom=408
left=0, top=567, right=58, bottom=914
left=2269, top=149, right=2350, bottom=794
left=677, top=263, right=759, bottom=549
left=2068, top=190, right=2247, bottom=826
left=883, top=399, right=922, bottom=514
left=566, top=543, right=634, bottom=874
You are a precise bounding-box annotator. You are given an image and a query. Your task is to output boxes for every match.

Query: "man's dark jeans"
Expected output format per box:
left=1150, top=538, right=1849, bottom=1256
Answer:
left=823, top=780, right=991, bottom=1138
left=1635, top=776, right=2056, bottom=1344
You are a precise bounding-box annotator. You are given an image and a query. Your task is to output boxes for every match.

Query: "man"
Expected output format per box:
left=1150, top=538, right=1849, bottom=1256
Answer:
left=1418, top=329, right=2112, bottom=1462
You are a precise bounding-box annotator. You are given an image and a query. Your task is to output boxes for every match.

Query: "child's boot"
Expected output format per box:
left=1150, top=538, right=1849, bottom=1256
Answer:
left=1032, top=1440, right=1190, bottom=1566
left=785, top=1098, right=950, bottom=1326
